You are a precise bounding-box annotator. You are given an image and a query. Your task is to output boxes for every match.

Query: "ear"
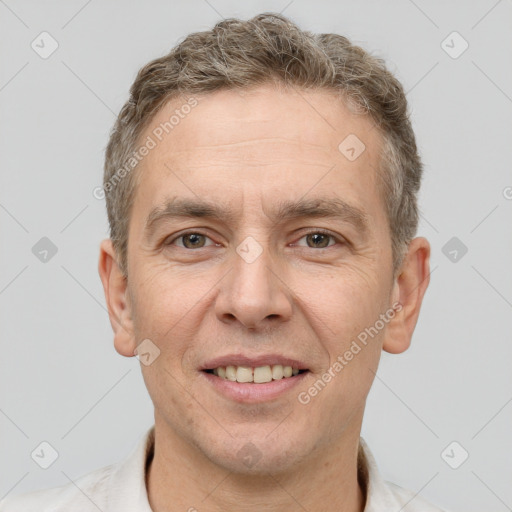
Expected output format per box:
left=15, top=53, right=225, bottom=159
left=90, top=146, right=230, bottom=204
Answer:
left=98, top=239, right=137, bottom=357
left=382, top=237, right=431, bottom=354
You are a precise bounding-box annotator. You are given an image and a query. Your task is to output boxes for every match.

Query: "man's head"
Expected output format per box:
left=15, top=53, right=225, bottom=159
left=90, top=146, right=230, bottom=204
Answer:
left=98, top=13, right=429, bottom=477
left=103, top=13, right=423, bottom=279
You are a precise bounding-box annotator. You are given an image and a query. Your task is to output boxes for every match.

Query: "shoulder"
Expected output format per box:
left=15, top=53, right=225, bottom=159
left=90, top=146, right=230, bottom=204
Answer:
left=0, top=464, right=115, bottom=512
left=0, top=426, right=154, bottom=512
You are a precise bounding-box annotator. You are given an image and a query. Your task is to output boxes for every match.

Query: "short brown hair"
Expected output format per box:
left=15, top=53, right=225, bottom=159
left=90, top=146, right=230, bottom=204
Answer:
left=103, top=12, right=423, bottom=278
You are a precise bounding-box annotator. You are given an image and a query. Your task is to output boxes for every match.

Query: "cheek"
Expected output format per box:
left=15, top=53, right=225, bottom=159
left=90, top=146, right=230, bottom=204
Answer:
left=130, top=262, right=198, bottom=332
left=299, top=271, right=386, bottom=417
left=303, top=264, right=386, bottom=338
left=127, top=271, right=184, bottom=372
left=300, top=267, right=389, bottom=405
left=129, top=262, right=221, bottom=374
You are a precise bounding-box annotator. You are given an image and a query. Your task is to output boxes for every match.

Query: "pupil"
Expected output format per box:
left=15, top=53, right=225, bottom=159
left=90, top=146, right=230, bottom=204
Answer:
left=309, top=233, right=328, bottom=248
left=185, top=234, right=203, bottom=248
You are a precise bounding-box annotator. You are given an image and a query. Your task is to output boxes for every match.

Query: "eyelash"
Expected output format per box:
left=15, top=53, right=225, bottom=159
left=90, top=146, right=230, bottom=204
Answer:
left=165, top=229, right=344, bottom=250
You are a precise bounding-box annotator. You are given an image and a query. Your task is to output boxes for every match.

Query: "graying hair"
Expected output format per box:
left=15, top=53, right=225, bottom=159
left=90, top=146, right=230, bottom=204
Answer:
left=104, top=12, right=422, bottom=278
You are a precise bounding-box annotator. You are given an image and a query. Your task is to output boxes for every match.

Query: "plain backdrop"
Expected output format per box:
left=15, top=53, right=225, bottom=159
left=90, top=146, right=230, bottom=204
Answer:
left=1, top=1, right=511, bottom=511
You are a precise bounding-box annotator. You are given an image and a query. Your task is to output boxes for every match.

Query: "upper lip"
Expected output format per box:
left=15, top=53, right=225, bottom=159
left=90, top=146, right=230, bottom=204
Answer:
left=200, top=353, right=309, bottom=371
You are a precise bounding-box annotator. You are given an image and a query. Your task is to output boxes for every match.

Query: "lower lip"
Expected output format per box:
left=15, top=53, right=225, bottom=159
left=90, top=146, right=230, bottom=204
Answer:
left=200, top=370, right=309, bottom=403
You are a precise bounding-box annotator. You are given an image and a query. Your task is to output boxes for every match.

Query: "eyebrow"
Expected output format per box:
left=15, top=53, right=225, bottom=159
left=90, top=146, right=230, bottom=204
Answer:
left=144, top=196, right=370, bottom=237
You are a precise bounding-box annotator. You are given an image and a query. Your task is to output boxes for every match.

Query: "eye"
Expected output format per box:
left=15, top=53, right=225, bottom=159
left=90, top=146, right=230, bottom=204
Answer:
left=293, top=230, right=342, bottom=249
left=164, top=230, right=343, bottom=251
left=166, top=232, right=216, bottom=249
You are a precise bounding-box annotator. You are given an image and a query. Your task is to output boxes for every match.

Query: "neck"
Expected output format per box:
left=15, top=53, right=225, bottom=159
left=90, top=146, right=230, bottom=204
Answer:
left=146, top=418, right=366, bottom=512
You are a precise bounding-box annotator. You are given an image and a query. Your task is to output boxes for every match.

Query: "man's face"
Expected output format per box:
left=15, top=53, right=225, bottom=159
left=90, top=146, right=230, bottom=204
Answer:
left=122, top=85, right=398, bottom=473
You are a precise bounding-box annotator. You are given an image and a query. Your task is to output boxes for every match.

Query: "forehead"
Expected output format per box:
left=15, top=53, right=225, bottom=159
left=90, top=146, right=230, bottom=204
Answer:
left=132, top=85, right=386, bottom=227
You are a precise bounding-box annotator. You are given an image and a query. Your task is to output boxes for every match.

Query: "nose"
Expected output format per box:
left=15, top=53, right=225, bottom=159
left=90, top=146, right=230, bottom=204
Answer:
left=215, top=243, right=293, bottom=330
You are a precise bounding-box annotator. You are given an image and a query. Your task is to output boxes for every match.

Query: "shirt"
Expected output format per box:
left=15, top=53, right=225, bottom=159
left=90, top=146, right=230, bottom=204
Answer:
left=0, top=426, right=449, bottom=511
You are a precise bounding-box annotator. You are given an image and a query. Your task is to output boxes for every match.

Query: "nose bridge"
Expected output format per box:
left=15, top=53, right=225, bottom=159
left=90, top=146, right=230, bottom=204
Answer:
left=215, top=234, right=293, bottom=329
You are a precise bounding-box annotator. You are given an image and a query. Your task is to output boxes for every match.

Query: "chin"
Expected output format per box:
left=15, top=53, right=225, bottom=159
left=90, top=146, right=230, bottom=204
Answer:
left=201, top=429, right=313, bottom=476
left=214, top=449, right=300, bottom=476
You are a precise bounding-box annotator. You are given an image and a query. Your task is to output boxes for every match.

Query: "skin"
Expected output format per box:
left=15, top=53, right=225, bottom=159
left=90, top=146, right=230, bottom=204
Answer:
left=99, top=84, right=430, bottom=512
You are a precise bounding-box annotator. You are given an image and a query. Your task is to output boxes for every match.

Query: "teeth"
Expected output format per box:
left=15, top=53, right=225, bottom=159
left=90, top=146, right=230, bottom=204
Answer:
left=271, top=365, right=284, bottom=380
left=236, top=366, right=253, bottom=383
left=226, top=365, right=237, bottom=381
left=254, top=365, right=272, bottom=383
left=210, top=364, right=302, bottom=383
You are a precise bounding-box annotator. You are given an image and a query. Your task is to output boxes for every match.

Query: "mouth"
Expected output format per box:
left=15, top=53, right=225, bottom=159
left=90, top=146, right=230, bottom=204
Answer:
left=199, top=354, right=311, bottom=402
left=201, top=365, right=310, bottom=403
left=202, top=365, right=310, bottom=384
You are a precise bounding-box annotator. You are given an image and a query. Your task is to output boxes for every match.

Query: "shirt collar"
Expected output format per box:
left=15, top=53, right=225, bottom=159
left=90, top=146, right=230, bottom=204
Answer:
left=107, top=425, right=155, bottom=511
left=358, top=437, right=406, bottom=511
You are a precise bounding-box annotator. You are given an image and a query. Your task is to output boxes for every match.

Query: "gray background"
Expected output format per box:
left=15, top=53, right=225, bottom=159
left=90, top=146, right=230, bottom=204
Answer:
left=1, top=1, right=511, bottom=511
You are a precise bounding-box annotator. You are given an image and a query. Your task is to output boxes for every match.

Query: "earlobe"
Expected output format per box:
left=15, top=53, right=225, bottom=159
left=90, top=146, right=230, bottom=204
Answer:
left=382, top=237, right=431, bottom=354
left=98, top=239, right=137, bottom=358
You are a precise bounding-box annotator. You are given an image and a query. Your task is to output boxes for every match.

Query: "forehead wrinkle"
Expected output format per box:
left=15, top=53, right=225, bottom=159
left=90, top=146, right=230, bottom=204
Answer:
left=167, top=140, right=333, bottom=162
left=176, top=137, right=332, bottom=150
left=163, top=162, right=336, bottom=171
left=144, top=195, right=370, bottom=240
